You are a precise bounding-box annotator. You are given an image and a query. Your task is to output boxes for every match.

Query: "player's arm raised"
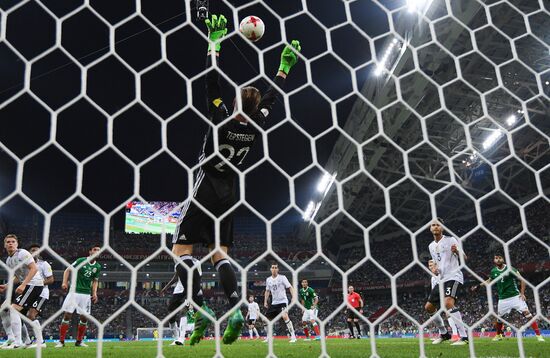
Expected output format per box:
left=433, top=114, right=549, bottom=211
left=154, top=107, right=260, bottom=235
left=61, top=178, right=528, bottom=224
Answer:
left=204, top=14, right=229, bottom=124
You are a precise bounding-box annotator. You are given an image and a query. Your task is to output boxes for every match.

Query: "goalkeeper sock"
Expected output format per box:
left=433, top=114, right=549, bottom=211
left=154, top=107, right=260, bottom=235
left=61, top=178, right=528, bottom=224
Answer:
left=176, top=255, right=204, bottom=306
left=77, top=321, right=87, bottom=342
left=431, top=314, right=448, bottom=334
left=313, top=322, right=320, bottom=336
left=59, top=319, right=70, bottom=343
left=214, top=259, right=240, bottom=307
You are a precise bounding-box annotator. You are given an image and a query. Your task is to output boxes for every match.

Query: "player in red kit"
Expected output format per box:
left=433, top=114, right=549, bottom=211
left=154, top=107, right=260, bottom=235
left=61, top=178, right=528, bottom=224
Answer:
left=346, top=285, right=364, bottom=339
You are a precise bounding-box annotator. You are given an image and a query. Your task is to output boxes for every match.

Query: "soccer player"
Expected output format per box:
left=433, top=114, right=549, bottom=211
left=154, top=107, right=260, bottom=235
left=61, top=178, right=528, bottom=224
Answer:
left=472, top=253, right=544, bottom=342
left=299, top=279, right=320, bottom=340
left=263, top=264, right=297, bottom=343
left=246, top=295, right=260, bottom=339
left=0, top=235, right=44, bottom=350
left=26, top=244, right=54, bottom=348
left=55, top=244, right=101, bottom=348
left=426, top=259, right=453, bottom=344
left=346, top=285, right=363, bottom=339
left=170, top=13, right=301, bottom=346
left=427, top=218, right=469, bottom=345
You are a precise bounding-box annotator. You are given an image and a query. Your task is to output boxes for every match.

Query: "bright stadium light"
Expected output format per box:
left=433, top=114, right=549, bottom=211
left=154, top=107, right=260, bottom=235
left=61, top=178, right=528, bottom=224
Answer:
left=506, top=114, right=517, bottom=126
left=317, top=172, right=333, bottom=193
left=482, top=130, right=503, bottom=149
left=376, top=38, right=400, bottom=76
left=303, top=201, right=316, bottom=221
left=407, top=0, right=426, bottom=12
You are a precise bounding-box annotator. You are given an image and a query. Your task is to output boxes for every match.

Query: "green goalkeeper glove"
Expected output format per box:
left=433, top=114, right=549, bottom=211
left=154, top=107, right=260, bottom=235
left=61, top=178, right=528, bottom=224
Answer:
left=205, top=14, right=228, bottom=52
left=279, top=40, right=301, bottom=75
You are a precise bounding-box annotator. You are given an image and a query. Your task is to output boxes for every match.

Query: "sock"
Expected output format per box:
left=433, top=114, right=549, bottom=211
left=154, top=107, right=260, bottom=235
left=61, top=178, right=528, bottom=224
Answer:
left=313, top=322, right=320, bottom=336
left=249, top=329, right=253, bottom=338
left=0, top=309, right=14, bottom=341
left=179, top=316, right=187, bottom=341
left=347, top=321, right=355, bottom=336
left=169, top=321, right=178, bottom=339
left=175, top=256, right=203, bottom=306
left=253, top=327, right=259, bottom=337
left=449, top=308, right=467, bottom=338
left=355, top=322, right=362, bottom=336
left=214, top=259, right=239, bottom=308
left=59, top=319, right=70, bottom=342
left=77, top=321, right=87, bottom=342
left=9, top=309, right=22, bottom=346
left=304, top=327, right=309, bottom=338
left=32, top=320, right=44, bottom=345
left=431, top=314, right=448, bottom=335
left=448, top=315, right=458, bottom=336
left=495, top=321, right=504, bottom=335
left=285, top=319, right=296, bottom=338
left=22, top=323, right=31, bottom=344
left=531, top=322, right=541, bottom=336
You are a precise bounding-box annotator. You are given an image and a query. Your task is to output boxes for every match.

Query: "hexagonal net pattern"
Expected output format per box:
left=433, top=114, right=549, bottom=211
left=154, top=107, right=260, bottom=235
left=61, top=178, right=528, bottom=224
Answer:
left=0, top=0, right=549, bottom=357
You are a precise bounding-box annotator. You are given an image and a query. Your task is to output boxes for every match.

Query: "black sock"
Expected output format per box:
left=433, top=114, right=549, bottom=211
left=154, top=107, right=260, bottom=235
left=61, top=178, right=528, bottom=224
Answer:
left=214, top=259, right=240, bottom=308
left=347, top=321, right=355, bottom=336
left=175, top=255, right=203, bottom=306
left=355, top=322, right=361, bottom=336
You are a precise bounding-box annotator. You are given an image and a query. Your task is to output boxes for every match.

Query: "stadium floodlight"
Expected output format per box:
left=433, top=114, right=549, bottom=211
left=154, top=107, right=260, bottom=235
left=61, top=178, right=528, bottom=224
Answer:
left=482, top=130, right=503, bottom=149
left=317, top=173, right=332, bottom=193
left=407, top=0, right=426, bottom=12
left=375, top=38, right=400, bottom=76
left=506, top=115, right=517, bottom=126
left=303, top=201, right=316, bottom=221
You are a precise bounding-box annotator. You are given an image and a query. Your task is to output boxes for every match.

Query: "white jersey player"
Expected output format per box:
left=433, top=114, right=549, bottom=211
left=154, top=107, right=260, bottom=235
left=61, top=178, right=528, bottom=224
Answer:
left=263, top=264, right=296, bottom=343
left=0, top=235, right=44, bottom=350
left=426, top=219, right=469, bottom=346
left=246, top=296, right=261, bottom=339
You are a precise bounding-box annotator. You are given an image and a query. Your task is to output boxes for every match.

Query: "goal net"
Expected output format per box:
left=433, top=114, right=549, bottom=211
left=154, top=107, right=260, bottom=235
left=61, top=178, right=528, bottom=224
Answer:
left=0, top=0, right=548, bottom=357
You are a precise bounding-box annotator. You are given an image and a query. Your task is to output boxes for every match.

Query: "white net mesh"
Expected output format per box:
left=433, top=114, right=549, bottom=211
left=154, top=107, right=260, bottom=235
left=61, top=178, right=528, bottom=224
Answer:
left=0, top=0, right=549, bottom=357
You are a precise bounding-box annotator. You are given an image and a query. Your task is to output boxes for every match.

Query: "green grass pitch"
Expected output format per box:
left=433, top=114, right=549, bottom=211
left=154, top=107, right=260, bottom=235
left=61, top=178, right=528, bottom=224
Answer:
left=5, top=338, right=547, bottom=357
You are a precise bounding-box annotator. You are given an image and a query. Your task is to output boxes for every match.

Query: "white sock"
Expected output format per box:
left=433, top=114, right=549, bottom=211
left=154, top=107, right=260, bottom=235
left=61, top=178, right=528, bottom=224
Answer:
left=449, top=309, right=467, bottom=338
left=253, top=327, right=259, bottom=337
left=448, top=315, right=458, bottom=336
left=249, top=329, right=253, bottom=338
left=9, top=309, right=22, bottom=346
left=285, top=319, right=296, bottom=339
left=431, top=314, right=448, bottom=334
left=32, top=320, right=43, bottom=345
left=21, top=323, right=31, bottom=344
left=169, top=321, right=178, bottom=340
left=179, top=317, right=187, bottom=341
left=1, top=309, right=14, bottom=341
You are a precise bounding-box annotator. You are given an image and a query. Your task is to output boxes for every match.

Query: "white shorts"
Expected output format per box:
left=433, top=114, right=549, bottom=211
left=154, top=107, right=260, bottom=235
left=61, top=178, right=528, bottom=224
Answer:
left=497, top=296, right=528, bottom=316
left=302, top=308, right=318, bottom=322
left=61, top=292, right=91, bottom=315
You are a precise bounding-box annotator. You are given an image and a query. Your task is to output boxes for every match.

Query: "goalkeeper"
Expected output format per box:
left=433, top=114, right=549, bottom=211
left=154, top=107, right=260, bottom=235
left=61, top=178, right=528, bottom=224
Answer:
left=171, top=13, right=301, bottom=346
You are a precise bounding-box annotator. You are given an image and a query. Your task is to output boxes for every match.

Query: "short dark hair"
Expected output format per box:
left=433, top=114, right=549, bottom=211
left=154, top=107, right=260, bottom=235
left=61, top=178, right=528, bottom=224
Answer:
left=28, top=243, right=41, bottom=251
left=494, top=252, right=504, bottom=258
left=89, top=244, right=102, bottom=251
left=240, top=86, right=261, bottom=116
left=271, top=263, right=278, bottom=267
left=301, top=279, right=308, bottom=282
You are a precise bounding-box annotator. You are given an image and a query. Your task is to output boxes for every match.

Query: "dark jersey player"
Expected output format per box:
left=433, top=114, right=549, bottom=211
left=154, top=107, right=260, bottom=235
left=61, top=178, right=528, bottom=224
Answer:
left=171, top=14, right=301, bottom=346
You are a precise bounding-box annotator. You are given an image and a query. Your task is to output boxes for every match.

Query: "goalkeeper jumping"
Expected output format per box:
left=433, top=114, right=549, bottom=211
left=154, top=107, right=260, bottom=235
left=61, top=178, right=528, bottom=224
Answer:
left=171, top=14, right=301, bottom=345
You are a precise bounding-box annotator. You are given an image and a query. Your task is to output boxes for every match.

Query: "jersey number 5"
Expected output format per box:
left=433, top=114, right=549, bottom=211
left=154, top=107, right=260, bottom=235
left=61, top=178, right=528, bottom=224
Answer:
left=214, top=144, right=250, bottom=172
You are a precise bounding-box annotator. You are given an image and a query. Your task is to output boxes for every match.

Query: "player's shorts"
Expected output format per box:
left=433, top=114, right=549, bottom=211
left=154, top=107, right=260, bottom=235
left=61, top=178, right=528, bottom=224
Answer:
left=302, top=308, right=318, bottom=322
left=35, top=297, right=48, bottom=312
left=497, top=295, right=528, bottom=316
left=443, top=280, right=461, bottom=300
left=61, top=292, right=91, bottom=315
left=346, top=309, right=360, bottom=320
left=265, top=303, right=288, bottom=320
left=247, top=318, right=257, bottom=325
left=12, top=285, right=43, bottom=310
left=172, top=171, right=236, bottom=247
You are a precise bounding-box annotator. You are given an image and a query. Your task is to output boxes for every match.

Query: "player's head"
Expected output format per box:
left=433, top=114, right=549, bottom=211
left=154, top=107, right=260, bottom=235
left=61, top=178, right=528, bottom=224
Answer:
left=430, top=218, right=444, bottom=236
left=270, top=263, right=279, bottom=276
left=428, top=259, right=438, bottom=274
left=28, top=243, right=41, bottom=257
left=89, top=244, right=101, bottom=256
left=301, top=279, right=308, bottom=288
left=494, top=253, right=505, bottom=266
left=248, top=295, right=254, bottom=302
left=4, top=234, right=18, bottom=252
left=234, top=86, right=261, bottom=122
left=348, top=285, right=354, bottom=293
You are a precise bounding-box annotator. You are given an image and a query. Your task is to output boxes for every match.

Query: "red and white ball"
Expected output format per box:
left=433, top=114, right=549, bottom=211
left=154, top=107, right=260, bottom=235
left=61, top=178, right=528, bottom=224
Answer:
left=239, top=16, right=265, bottom=42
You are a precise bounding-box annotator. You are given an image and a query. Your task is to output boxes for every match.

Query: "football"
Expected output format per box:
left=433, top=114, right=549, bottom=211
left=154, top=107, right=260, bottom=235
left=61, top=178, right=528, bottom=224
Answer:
left=239, top=15, right=265, bottom=42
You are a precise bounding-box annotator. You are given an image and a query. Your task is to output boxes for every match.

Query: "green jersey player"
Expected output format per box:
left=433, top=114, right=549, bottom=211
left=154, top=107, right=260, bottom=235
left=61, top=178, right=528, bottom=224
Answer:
left=299, top=279, right=320, bottom=340
left=472, top=253, right=544, bottom=342
left=56, top=244, right=102, bottom=348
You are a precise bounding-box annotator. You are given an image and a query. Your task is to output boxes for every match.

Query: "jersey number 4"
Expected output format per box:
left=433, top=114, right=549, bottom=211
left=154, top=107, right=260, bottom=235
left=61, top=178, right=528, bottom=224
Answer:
left=214, top=144, right=250, bottom=172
